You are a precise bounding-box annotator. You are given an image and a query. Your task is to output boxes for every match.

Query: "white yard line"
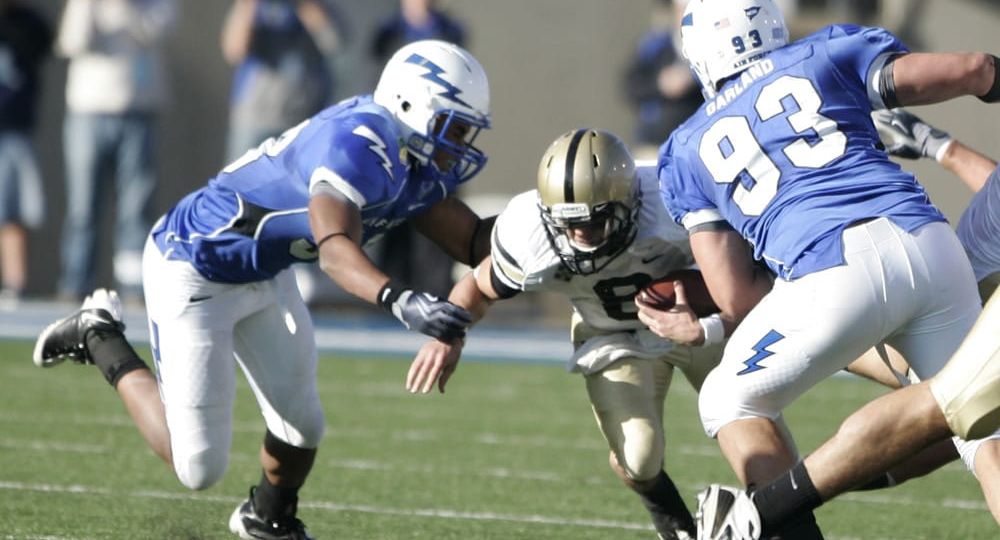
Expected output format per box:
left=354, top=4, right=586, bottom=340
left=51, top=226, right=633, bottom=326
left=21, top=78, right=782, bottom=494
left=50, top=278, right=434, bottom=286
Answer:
left=0, top=480, right=650, bottom=532
left=0, top=480, right=948, bottom=539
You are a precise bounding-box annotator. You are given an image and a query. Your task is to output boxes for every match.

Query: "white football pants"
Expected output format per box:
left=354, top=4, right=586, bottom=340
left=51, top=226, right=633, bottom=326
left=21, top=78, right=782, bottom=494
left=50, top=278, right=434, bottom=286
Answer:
left=142, top=238, right=325, bottom=490
left=699, top=219, right=982, bottom=438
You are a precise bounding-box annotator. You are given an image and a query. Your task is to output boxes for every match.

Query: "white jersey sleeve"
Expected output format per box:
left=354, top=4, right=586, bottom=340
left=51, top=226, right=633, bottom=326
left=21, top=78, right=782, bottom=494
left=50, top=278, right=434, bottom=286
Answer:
left=489, top=191, right=559, bottom=295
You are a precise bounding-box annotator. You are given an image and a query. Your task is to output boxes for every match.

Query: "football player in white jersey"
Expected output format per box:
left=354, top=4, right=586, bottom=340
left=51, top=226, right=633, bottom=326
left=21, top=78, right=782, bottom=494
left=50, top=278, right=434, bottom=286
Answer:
left=32, top=40, right=495, bottom=540
left=407, top=129, right=750, bottom=540
left=644, top=1, right=1000, bottom=538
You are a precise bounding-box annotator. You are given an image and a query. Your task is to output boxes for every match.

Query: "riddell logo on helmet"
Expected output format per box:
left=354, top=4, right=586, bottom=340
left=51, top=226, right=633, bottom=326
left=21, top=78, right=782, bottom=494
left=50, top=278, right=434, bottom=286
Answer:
left=404, top=53, right=471, bottom=108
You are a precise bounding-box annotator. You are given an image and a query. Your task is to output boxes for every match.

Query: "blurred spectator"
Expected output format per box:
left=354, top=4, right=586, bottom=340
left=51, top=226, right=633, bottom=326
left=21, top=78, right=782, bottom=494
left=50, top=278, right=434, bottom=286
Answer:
left=221, top=0, right=348, bottom=162
left=829, top=0, right=879, bottom=23
left=56, top=0, right=177, bottom=302
left=622, top=0, right=702, bottom=159
left=368, top=0, right=468, bottom=298
left=0, top=0, right=52, bottom=306
left=880, top=0, right=928, bottom=50
left=372, top=0, right=464, bottom=65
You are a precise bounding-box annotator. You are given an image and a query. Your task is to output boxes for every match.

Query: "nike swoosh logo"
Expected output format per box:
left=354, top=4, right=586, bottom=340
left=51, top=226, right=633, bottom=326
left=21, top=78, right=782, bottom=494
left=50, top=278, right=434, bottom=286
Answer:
left=641, top=254, right=663, bottom=264
left=889, top=118, right=911, bottom=135
left=189, top=295, right=213, bottom=304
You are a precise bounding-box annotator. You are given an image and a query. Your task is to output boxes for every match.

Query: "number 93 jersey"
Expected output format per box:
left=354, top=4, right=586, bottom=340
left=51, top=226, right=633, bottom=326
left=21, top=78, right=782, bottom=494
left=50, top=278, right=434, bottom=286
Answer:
left=490, top=166, right=694, bottom=332
left=660, top=24, right=945, bottom=281
left=151, top=95, right=457, bottom=283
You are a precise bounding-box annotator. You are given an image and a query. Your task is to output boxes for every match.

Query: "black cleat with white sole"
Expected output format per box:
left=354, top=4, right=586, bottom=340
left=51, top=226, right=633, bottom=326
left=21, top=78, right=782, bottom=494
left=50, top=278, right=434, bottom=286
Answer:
left=695, top=484, right=762, bottom=540
left=32, top=289, right=125, bottom=368
left=229, top=487, right=315, bottom=540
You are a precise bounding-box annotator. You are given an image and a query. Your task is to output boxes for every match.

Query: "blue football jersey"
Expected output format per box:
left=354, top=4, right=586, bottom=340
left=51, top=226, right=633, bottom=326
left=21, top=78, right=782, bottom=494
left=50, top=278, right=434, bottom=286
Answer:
left=659, top=25, right=945, bottom=280
left=152, top=95, right=461, bottom=283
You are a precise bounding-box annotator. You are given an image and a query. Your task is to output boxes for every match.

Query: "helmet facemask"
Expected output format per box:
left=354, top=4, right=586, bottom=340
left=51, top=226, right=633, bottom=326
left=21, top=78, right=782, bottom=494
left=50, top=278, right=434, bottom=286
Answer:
left=408, top=109, right=489, bottom=185
left=540, top=198, right=640, bottom=275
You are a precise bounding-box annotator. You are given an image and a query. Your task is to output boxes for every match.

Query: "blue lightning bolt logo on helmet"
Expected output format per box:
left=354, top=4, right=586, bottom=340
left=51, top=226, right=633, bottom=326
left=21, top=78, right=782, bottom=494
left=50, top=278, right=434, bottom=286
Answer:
left=373, top=40, right=491, bottom=185
left=404, top=53, right=472, bottom=108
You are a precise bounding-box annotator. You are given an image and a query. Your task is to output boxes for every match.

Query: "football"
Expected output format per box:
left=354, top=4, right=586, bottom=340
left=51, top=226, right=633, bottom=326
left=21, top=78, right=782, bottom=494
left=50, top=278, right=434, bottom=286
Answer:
left=637, top=269, right=720, bottom=317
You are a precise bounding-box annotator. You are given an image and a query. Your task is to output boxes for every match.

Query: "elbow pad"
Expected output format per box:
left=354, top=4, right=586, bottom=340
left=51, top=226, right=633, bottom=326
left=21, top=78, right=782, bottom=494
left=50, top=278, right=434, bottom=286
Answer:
left=878, top=57, right=902, bottom=110
left=979, top=54, right=1000, bottom=103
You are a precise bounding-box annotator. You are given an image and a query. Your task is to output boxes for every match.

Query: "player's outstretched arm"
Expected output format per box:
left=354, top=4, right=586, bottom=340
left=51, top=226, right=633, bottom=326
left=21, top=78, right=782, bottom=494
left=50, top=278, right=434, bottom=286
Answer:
left=937, top=140, right=997, bottom=193
left=873, top=108, right=996, bottom=192
left=411, top=197, right=496, bottom=267
left=892, top=52, right=997, bottom=106
left=309, top=191, right=472, bottom=341
left=406, top=257, right=501, bottom=394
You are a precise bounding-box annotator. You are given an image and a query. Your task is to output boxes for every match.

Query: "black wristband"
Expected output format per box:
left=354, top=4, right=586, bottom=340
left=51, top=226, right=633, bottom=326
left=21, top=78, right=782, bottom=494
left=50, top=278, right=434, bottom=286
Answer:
left=377, top=279, right=408, bottom=312
left=979, top=55, right=1000, bottom=103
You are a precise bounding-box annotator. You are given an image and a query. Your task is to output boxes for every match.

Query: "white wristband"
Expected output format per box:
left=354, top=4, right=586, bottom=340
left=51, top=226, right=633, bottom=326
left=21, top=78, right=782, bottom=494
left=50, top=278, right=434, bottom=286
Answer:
left=698, top=313, right=725, bottom=347
left=933, top=138, right=954, bottom=163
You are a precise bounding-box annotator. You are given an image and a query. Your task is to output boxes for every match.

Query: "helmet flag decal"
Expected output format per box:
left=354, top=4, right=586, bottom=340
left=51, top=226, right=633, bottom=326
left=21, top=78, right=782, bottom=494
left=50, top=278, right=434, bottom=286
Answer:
left=404, top=53, right=472, bottom=108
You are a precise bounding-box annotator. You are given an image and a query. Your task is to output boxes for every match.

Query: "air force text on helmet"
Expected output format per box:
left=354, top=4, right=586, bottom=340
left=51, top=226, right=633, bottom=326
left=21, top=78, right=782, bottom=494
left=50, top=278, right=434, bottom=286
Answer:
left=705, top=58, right=775, bottom=116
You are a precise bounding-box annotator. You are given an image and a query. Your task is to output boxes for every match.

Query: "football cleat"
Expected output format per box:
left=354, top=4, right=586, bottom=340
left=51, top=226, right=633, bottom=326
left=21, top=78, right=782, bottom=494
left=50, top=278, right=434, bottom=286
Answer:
left=695, top=485, right=762, bottom=540
left=32, top=288, right=125, bottom=368
left=229, top=487, right=315, bottom=540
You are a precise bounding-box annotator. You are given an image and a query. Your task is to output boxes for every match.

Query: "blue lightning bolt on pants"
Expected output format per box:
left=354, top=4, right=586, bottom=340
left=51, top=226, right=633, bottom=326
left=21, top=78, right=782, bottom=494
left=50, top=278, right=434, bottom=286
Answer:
left=697, top=218, right=981, bottom=439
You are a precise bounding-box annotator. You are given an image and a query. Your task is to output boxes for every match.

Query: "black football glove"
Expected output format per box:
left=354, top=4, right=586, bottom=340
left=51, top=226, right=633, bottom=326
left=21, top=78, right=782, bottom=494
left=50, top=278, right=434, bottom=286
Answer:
left=871, top=108, right=952, bottom=161
left=378, top=281, right=471, bottom=341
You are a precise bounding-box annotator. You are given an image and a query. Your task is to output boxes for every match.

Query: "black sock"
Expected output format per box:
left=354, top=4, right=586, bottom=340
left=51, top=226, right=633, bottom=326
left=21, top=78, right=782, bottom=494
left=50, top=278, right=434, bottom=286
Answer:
left=253, top=472, right=301, bottom=522
left=636, top=471, right=696, bottom=538
left=752, top=461, right=824, bottom=536
left=85, top=327, right=149, bottom=387
left=766, top=511, right=825, bottom=540
left=853, top=472, right=896, bottom=491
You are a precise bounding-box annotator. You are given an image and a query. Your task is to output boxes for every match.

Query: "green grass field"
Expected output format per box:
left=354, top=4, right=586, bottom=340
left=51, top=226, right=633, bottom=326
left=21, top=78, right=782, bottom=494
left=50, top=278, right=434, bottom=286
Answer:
left=1, top=338, right=995, bottom=539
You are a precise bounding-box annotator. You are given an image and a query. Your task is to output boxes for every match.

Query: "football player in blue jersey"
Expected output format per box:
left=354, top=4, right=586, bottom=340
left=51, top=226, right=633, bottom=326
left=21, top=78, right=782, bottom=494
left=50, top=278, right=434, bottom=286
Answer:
left=31, top=40, right=495, bottom=540
left=632, top=0, right=1000, bottom=538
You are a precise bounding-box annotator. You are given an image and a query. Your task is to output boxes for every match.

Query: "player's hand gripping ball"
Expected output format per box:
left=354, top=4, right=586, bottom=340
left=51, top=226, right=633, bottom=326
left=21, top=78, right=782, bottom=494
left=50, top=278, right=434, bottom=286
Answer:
left=637, top=269, right=720, bottom=317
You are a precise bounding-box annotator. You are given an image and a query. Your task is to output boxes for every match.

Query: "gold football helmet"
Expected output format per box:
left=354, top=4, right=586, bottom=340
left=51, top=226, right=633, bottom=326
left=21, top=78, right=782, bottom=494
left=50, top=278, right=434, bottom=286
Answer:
left=537, top=129, right=640, bottom=275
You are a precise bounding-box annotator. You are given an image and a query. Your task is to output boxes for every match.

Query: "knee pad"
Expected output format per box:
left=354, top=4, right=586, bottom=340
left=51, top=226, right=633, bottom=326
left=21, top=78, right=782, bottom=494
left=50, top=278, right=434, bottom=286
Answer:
left=264, top=405, right=326, bottom=449
left=613, top=423, right=664, bottom=482
left=698, top=369, right=739, bottom=438
left=173, top=446, right=228, bottom=491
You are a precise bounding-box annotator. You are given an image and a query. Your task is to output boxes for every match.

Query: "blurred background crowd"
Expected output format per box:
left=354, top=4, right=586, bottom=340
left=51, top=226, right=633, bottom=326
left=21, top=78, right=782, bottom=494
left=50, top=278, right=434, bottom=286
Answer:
left=2, top=0, right=998, bottom=316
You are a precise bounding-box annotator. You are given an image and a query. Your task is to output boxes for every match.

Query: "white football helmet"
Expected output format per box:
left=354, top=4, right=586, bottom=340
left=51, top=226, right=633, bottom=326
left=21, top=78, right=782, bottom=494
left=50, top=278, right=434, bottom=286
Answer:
left=373, top=40, right=491, bottom=184
left=680, top=0, right=788, bottom=98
